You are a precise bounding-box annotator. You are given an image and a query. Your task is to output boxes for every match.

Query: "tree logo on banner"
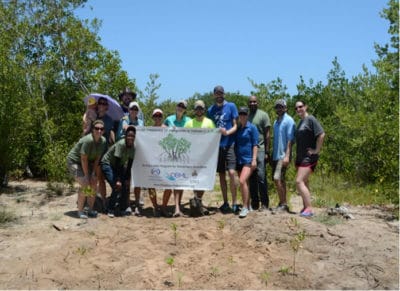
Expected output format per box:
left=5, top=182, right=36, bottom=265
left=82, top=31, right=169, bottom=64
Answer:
left=158, top=133, right=191, bottom=162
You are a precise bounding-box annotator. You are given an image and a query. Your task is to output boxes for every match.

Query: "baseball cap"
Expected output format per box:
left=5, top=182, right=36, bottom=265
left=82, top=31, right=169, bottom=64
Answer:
left=177, top=100, right=187, bottom=109
left=152, top=108, right=163, bottom=116
left=129, top=101, right=140, bottom=110
left=274, top=99, right=287, bottom=108
left=213, top=85, right=224, bottom=94
left=238, top=107, right=249, bottom=114
left=194, top=100, right=206, bottom=109
left=88, top=96, right=96, bottom=106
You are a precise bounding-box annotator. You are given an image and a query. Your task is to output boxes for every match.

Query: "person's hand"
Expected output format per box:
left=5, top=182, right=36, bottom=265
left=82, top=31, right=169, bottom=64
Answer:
left=282, top=156, right=290, bottom=167
left=251, top=159, right=257, bottom=170
left=307, top=148, right=319, bottom=156
left=115, top=181, right=122, bottom=191
left=220, top=128, right=228, bottom=136
left=264, top=153, right=269, bottom=163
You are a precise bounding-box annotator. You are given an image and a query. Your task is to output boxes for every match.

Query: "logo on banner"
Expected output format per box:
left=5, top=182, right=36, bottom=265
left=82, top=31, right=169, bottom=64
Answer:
left=158, top=133, right=191, bottom=163
left=165, top=171, right=189, bottom=181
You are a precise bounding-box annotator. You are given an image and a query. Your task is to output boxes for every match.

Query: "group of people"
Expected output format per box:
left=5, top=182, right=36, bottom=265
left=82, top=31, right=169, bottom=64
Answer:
left=67, top=85, right=325, bottom=219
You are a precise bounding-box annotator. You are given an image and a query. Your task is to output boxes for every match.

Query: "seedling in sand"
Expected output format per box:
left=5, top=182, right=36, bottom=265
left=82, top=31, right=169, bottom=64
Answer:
left=165, top=256, right=175, bottom=280
left=170, top=223, right=178, bottom=245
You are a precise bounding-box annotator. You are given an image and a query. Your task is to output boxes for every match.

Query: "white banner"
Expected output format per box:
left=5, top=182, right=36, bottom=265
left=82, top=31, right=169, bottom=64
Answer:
left=132, top=127, right=221, bottom=190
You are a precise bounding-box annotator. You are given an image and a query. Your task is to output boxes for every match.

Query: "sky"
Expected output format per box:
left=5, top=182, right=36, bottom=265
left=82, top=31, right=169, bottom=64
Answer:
left=76, top=0, right=390, bottom=102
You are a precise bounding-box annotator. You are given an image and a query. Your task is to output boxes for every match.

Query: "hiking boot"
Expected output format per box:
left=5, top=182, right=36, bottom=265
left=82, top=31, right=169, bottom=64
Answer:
left=258, top=205, right=269, bottom=212
left=271, top=204, right=289, bottom=214
left=239, top=207, right=249, bottom=218
left=219, top=202, right=231, bottom=213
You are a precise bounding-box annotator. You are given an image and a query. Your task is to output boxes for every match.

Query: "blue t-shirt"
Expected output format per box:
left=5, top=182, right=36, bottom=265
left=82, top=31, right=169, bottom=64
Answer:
left=207, top=101, right=238, bottom=147
left=164, top=114, right=191, bottom=128
left=235, top=121, right=259, bottom=165
left=116, top=115, right=144, bottom=140
left=272, top=113, right=296, bottom=161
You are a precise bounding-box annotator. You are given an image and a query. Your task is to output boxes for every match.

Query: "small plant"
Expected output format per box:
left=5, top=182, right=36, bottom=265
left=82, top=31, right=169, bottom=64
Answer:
left=165, top=256, right=175, bottom=280
left=210, top=266, right=219, bottom=278
left=176, top=271, right=184, bottom=288
left=278, top=266, right=291, bottom=275
left=290, top=230, right=306, bottom=275
left=82, top=186, right=96, bottom=197
left=75, top=245, right=88, bottom=256
left=170, top=223, right=178, bottom=245
left=217, top=219, right=225, bottom=231
left=260, top=271, right=270, bottom=286
left=228, top=255, right=235, bottom=264
left=0, top=207, right=17, bottom=225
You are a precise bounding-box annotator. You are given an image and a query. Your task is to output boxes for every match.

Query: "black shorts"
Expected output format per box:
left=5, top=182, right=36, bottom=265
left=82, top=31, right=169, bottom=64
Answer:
left=295, top=155, right=319, bottom=172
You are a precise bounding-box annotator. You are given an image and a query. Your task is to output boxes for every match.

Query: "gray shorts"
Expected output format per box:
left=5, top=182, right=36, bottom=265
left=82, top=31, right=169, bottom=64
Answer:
left=217, top=145, right=236, bottom=173
left=67, top=160, right=94, bottom=178
left=272, top=160, right=287, bottom=181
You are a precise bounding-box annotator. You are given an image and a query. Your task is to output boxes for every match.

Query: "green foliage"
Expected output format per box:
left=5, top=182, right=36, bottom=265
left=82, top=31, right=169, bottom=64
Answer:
left=0, top=207, right=17, bottom=225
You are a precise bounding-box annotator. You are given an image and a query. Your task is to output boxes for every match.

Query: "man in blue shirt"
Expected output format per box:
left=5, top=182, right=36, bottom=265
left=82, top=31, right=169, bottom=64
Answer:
left=207, top=85, right=238, bottom=213
left=271, top=99, right=296, bottom=213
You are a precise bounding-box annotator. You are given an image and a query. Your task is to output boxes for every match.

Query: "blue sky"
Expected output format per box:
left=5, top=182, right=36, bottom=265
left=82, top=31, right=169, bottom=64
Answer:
left=77, top=0, right=390, bottom=102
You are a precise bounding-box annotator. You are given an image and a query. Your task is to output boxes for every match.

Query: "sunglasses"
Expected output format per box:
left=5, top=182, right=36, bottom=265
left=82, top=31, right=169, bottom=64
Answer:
left=295, top=105, right=304, bottom=110
left=94, top=127, right=104, bottom=131
left=195, top=107, right=204, bottom=111
left=153, top=114, right=163, bottom=118
left=98, top=102, right=108, bottom=106
left=130, top=107, right=139, bottom=111
left=177, top=104, right=186, bottom=109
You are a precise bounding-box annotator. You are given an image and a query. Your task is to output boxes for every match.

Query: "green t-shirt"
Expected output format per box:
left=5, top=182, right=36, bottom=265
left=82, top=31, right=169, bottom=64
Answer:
left=101, top=138, right=135, bottom=168
left=184, top=117, right=216, bottom=129
left=67, top=134, right=106, bottom=164
left=248, top=109, right=271, bottom=149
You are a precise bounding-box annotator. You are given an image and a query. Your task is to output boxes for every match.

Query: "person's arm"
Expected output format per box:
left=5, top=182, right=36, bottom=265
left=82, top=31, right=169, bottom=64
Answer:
left=251, top=145, right=258, bottom=170
left=80, top=154, right=90, bottom=185
left=221, top=118, right=237, bottom=136
left=283, top=141, right=292, bottom=167
left=309, top=132, right=325, bottom=155
left=264, top=126, right=271, bottom=161
left=109, top=130, right=115, bottom=145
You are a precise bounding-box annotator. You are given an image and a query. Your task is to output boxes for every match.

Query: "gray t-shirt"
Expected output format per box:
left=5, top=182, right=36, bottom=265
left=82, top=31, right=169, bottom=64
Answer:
left=295, top=115, right=324, bottom=164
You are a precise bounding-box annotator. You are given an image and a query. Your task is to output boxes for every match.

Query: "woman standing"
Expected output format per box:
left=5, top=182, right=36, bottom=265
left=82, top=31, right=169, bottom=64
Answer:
left=235, top=107, right=258, bottom=218
left=163, top=100, right=191, bottom=217
left=294, top=101, right=325, bottom=217
left=67, top=120, right=107, bottom=219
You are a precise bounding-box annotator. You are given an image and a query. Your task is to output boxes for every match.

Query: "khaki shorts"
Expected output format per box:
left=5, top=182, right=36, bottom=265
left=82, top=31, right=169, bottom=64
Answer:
left=272, top=160, right=287, bottom=181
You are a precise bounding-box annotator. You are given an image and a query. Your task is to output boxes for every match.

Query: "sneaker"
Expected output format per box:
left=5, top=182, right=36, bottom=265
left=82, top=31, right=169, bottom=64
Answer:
left=300, top=208, right=314, bottom=217
left=271, top=204, right=289, bottom=214
left=125, top=206, right=132, bottom=216
left=232, top=204, right=240, bottom=214
left=78, top=211, right=88, bottom=219
left=87, top=209, right=98, bottom=218
left=258, top=205, right=269, bottom=212
left=134, top=206, right=142, bottom=217
left=219, top=202, right=231, bottom=213
left=107, top=210, right=115, bottom=218
left=249, top=205, right=254, bottom=212
left=239, top=207, right=249, bottom=218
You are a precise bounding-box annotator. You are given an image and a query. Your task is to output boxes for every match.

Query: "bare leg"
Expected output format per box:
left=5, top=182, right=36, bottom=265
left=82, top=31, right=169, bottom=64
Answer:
left=296, top=167, right=313, bottom=209
left=227, top=169, right=237, bottom=205
left=219, top=172, right=228, bottom=203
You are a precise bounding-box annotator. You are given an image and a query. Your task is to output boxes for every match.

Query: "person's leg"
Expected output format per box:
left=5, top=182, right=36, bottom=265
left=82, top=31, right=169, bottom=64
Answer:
left=219, top=172, right=228, bottom=203
left=238, top=166, right=253, bottom=218
left=101, top=164, right=117, bottom=212
left=133, top=187, right=141, bottom=215
left=226, top=145, right=237, bottom=206
left=217, top=148, right=228, bottom=204
left=173, top=189, right=184, bottom=216
left=161, top=189, right=172, bottom=217
left=296, top=167, right=313, bottom=210
left=249, top=169, right=259, bottom=209
left=148, top=188, right=158, bottom=208
left=256, top=151, right=269, bottom=208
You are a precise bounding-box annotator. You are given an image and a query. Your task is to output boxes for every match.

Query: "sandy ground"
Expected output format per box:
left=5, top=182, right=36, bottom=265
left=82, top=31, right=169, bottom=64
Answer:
left=0, top=179, right=399, bottom=290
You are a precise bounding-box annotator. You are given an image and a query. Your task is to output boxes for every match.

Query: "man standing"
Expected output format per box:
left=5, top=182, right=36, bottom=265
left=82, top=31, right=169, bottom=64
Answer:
left=271, top=99, right=296, bottom=213
left=185, top=100, right=216, bottom=216
left=248, top=95, right=271, bottom=211
left=207, top=85, right=238, bottom=213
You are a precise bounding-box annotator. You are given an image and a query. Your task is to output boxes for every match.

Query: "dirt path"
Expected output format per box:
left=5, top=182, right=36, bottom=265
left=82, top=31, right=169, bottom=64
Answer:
left=0, top=180, right=398, bottom=290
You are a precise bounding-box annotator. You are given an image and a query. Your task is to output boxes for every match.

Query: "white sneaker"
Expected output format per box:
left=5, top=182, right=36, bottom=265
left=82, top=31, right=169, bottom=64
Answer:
left=239, top=208, right=249, bottom=218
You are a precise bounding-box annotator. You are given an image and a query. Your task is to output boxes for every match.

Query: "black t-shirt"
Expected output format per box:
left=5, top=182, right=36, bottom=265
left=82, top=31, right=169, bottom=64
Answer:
left=295, top=115, right=324, bottom=164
